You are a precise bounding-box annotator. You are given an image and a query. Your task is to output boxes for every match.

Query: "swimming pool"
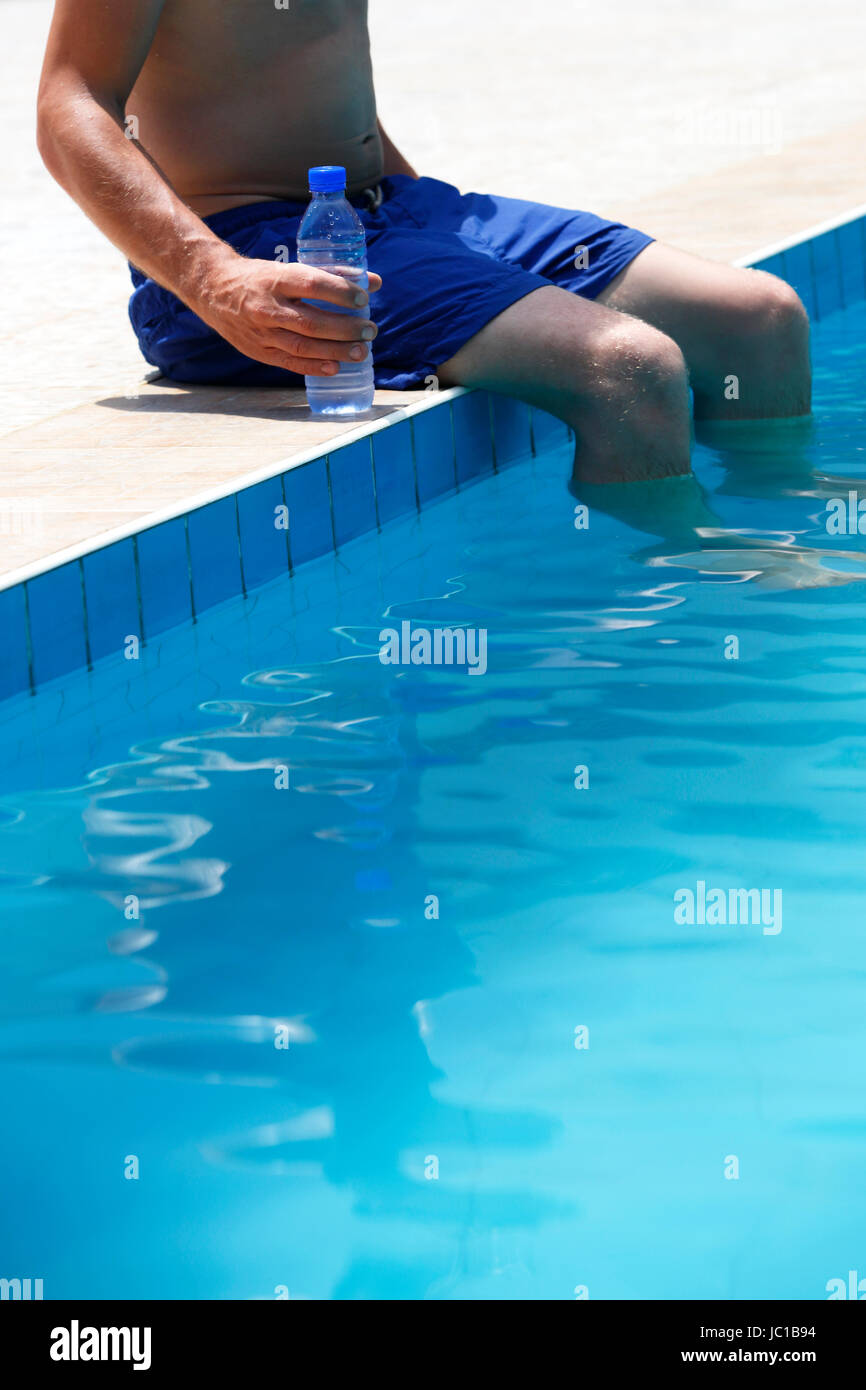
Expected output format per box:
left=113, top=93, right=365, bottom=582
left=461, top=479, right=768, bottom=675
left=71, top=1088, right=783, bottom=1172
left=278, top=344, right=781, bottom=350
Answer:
left=2, top=245, right=866, bottom=1301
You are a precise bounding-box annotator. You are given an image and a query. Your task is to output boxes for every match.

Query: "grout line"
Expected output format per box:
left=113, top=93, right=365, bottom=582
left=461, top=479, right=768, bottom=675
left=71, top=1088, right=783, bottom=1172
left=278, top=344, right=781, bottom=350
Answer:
left=409, top=416, right=421, bottom=513
left=183, top=514, right=197, bottom=623
left=369, top=434, right=381, bottom=531
left=132, top=533, right=146, bottom=646
left=834, top=227, right=845, bottom=311
left=325, top=455, right=338, bottom=551
left=234, top=493, right=247, bottom=598
left=489, top=394, right=499, bottom=473
left=281, top=471, right=293, bottom=574
left=448, top=400, right=459, bottom=489
left=78, top=557, right=93, bottom=670
left=22, top=581, right=35, bottom=696
left=781, top=245, right=792, bottom=290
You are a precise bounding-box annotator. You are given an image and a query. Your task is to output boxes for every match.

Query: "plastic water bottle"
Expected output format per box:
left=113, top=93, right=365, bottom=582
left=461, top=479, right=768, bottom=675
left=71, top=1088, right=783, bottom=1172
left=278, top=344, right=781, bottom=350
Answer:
left=296, top=165, right=375, bottom=416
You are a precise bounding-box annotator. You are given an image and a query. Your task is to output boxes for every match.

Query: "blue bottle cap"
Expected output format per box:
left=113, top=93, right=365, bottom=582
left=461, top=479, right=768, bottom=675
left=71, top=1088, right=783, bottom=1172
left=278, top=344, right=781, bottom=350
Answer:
left=308, top=165, right=347, bottom=193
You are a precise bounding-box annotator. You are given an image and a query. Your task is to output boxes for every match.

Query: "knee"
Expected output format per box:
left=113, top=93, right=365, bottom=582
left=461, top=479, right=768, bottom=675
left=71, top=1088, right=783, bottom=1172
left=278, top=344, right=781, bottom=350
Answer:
left=736, top=272, right=810, bottom=359
left=575, top=321, right=691, bottom=480
left=594, top=320, right=690, bottom=413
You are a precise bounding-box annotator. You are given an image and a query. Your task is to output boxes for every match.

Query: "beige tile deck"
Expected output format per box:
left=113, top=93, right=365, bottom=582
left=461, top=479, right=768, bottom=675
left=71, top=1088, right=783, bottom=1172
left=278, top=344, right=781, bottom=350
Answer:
left=3, top=0, right=866, bottom=587
left=0, top=384, right=426, bottom=574
left=606, top=118, right=866, bottom=264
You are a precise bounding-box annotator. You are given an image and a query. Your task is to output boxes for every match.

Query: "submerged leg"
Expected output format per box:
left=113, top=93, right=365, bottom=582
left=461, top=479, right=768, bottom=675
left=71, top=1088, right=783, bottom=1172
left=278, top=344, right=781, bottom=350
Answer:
left=436, top=285, right=692, bottom=485
left=597, top=242, right=811, bottom=420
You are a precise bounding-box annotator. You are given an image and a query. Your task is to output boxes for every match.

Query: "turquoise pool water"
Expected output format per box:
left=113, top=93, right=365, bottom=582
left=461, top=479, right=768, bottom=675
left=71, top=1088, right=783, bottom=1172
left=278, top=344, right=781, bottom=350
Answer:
left=1, top=301, right=866, bottom=1301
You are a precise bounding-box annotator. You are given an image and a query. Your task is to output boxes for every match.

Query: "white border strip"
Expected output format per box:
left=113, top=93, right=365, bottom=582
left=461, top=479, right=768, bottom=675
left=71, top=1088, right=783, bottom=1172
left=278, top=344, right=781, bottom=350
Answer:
left=0, top=384, right=468, bottom=593
left=733, top=202, right=866, bottom=267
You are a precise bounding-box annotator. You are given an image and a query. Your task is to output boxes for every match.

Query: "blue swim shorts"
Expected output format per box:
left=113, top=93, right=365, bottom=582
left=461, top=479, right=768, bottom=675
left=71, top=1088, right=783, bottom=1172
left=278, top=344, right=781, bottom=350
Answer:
left=128, top=175, right=653, bottom=390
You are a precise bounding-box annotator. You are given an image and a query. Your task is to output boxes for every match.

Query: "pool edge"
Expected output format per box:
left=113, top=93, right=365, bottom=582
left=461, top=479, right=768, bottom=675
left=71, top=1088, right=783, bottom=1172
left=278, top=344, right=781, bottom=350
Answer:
left=2, top=203, right=865, bottom=704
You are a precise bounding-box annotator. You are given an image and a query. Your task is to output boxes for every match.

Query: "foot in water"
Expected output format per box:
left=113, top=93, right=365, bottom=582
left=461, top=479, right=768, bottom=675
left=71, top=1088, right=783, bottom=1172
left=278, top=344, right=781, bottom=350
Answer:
left=647, top=543, right=866, bottom=590
left=570, top=416, right=866, bottom=591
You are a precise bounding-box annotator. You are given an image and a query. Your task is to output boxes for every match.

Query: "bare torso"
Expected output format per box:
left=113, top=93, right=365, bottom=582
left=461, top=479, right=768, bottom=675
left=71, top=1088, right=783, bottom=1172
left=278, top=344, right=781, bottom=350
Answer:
left=128, top=0, right=382, bottom=214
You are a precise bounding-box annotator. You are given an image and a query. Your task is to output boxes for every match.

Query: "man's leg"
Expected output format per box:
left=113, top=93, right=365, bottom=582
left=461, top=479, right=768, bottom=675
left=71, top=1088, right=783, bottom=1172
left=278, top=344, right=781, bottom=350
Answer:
left=596, top=242, right=811, bottom=420
left=436, top=285, right=692, bottom=485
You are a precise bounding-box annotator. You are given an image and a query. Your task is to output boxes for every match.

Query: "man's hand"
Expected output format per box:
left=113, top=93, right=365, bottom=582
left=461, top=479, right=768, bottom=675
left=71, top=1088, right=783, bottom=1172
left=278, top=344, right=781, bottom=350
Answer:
left=192, top=256, right=382, bottom=377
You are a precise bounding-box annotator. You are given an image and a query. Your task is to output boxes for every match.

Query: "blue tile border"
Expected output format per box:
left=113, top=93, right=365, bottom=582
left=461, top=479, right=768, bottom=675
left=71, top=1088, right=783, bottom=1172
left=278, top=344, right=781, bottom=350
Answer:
left=810, top=230, right=844, bottom=320
left=530, top=406, right=570, bottom=455
left=750, top=216, right=865, bottom=321
left=25, top=560, right=88, bottom=687
left=490, top=394, right=533, bottom=468
left=2, top=207, right=864, bottom=704
left=82, top=537, right=140, bottom=664
left=837, top=219, right=866, bottom=308
left=453, top=391, right=495, bottom=484
left=236, top=473, right=291, bottom=590
left=281, top=452, right=333, bottom=567
left=412, top=400, right=457, bottom=503
left=328, top=437, right=378, bottom=545
left=136, top=515, right=192, bottom=641
left=372, top=417, right=417, bottom=524
left=0, top=582, right=30, bottom=702
left=779, top=241, right=817, bottom=319
left=187, top=494, right=244, bottom=614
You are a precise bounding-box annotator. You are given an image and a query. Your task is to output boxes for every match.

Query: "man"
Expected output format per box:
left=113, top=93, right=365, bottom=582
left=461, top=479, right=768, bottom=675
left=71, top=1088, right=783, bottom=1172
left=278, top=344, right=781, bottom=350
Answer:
left=37, top=0, right=810, bottom=484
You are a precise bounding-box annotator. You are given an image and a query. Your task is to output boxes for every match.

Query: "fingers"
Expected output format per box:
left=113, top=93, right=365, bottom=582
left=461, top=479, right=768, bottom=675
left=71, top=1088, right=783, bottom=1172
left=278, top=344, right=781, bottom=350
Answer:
left=282, top=302, right=379, bottom=343
left=276, top=332, right=373, bottom=365
left=301, top=361, right=344, bottom=378
left=259, top=330, right=374, bottom=376
left=282, top=358, right=343, bottom=378
left=284, top=265, right=379, bottom=310
left=247, top=341, right=343, bottom=378
left=236, top=262, right=385, bottom=375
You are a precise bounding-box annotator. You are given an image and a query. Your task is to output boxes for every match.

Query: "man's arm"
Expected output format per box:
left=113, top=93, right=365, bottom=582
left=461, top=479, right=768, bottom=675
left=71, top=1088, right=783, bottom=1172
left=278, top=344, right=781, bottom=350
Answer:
left=378, top=120, right=418, bottom=179
left=37, top=0, right=379, bottom=378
